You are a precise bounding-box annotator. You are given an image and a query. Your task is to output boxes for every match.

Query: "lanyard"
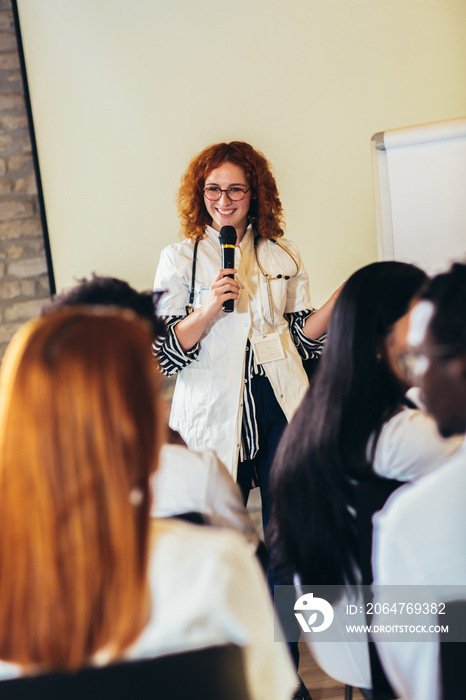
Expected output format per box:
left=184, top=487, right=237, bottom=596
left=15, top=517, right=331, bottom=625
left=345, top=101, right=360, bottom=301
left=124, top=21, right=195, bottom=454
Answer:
left=186, top=239, right=199, bottom=315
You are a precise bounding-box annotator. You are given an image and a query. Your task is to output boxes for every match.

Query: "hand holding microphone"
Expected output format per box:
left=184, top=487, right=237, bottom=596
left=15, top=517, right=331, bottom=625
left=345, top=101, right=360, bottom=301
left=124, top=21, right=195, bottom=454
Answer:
left=218, top=226, right=237, bottom=313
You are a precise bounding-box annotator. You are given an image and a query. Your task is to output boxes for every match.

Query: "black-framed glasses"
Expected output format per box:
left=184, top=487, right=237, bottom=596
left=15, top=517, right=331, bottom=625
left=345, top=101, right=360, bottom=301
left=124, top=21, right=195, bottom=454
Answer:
left=203, top=186, right=250, bottom=201
left=397, top=344, right=465, bottom=380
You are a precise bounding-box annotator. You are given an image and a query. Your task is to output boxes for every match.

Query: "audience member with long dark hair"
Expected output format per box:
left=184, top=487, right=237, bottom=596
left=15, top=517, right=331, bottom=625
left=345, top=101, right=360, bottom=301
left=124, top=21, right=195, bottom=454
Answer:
left=0, top=308, right=296, bottom=700
left=268, top=261, right=462, bottom=690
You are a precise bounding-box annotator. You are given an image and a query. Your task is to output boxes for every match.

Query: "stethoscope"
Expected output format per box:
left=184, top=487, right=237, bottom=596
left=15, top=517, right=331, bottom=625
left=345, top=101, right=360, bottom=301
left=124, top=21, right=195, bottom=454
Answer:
left=253, top=235, right=299, bottom=325
left=186, top=234, right=299, bottom=323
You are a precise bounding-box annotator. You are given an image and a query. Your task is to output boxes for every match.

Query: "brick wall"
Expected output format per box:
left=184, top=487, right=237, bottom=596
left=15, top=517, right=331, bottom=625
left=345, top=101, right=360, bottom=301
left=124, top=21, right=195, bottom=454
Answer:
left=0, top=0, right=50, bottom=359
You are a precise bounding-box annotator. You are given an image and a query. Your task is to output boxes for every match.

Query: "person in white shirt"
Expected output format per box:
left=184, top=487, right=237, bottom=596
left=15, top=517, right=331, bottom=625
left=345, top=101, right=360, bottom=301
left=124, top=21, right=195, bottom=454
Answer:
left=373, top=261, right=466, bottom=700
left=268, top=261, right=462, bottom=690
left=152, top=442, right=260, bottom=553
left=153, top=141, right=342, bottom=697
left=0, top=308, right=296, bottom=700
left=152, top=141, right=340, bottom=510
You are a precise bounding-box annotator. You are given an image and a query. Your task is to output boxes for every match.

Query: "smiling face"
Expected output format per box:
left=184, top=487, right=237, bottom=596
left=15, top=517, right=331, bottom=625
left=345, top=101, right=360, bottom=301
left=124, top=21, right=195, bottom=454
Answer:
left=203, top=162, right=252, bottom=242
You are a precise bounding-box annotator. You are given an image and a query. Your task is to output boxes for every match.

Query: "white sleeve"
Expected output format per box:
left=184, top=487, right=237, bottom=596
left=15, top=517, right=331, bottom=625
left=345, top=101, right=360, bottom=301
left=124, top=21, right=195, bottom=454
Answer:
left=372, top=408, right=463, bottom=481
left=279, top=239, right=312, bottom=313
left=154, top=244, right=193, bottom=317
left=372, top=501, right=441, bottom=700
left=139, top=522, right=297, bottom=700
left=211, top=531, right=298, bottom=700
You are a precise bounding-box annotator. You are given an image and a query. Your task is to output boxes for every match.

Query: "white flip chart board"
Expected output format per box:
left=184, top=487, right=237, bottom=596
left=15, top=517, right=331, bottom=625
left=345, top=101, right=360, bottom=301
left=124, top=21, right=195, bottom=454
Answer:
left=371, top=117, right=466, bottom=275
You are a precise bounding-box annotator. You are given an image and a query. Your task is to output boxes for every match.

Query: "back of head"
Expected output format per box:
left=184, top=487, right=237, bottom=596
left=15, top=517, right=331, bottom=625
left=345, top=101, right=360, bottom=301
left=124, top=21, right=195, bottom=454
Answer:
left=268, top=260, right=427, bottom=594
left=326, top=261, right=427, bottom=389
left=46, top=274, right=166, bottom=341
left=302, top=260, right=428, bottom=463
left=421, top=261, right=466, bottom=349
left=0, top=308, right=163, bottom=670
left=416, top=262, right=466, bottom=437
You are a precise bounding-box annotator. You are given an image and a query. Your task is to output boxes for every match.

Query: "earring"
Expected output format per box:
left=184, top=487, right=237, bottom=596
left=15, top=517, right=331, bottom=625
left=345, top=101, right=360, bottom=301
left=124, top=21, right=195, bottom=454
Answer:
left=129, top=487, right=144, bottom=507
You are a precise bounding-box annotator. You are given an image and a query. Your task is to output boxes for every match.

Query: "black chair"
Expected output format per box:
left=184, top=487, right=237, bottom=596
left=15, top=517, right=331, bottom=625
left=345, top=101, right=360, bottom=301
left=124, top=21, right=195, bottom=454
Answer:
left=0, top=643, right=250, bottom=700
left=345, top=475, right=405, bottom=700
left=440, top=600, right=466, bottom=700
left=302, top=356, right=320, bottom=382
left=171, top=511, right=207, bottom=526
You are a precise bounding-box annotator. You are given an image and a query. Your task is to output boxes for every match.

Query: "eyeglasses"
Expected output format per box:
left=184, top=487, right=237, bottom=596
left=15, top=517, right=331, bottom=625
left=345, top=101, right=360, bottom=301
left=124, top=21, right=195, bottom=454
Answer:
left=397, top=344, right=464, bottom=381
left=203, top=186, right=250, bottom=201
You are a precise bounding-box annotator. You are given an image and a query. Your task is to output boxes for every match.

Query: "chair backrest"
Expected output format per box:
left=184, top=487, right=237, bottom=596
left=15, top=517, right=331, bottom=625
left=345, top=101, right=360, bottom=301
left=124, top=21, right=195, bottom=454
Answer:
left=354, top=475, right=404, bottom=700
left=0, top=644, right=250, bottom=700
left=440, top=600, right=466, bottom=700
left=171, top=511, right=207, bottom=526
left=354, top=475, right=404, bottom=587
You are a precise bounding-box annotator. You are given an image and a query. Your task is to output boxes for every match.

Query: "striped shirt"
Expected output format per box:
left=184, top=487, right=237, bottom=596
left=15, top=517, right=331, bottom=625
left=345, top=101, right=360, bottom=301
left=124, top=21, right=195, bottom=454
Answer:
left=153, top=311, right=324, bottom=460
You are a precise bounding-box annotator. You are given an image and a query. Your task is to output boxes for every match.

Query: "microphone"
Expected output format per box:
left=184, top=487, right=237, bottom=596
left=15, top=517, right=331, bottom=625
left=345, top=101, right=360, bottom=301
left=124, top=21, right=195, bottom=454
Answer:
left=218, top=226, right=237, bottom=313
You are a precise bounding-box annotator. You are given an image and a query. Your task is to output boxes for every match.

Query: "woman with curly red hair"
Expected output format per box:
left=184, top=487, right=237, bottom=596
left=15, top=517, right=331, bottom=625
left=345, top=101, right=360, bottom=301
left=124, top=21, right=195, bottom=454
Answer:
left=177, top=141, right=284, bottom=242
left=154, top=141, right=339, bottom=538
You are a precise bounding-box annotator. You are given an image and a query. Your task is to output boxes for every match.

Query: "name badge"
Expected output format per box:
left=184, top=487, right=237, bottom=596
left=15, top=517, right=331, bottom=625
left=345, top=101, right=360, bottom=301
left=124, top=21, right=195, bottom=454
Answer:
left=251, top=332, right=285, bottom=364
left=199, top=287, right=210, bottom=305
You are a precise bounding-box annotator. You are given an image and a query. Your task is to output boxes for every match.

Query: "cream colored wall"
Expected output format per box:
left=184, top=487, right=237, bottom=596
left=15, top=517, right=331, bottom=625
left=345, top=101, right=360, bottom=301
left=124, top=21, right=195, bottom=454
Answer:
left=17, top=0, right=466, bottom=305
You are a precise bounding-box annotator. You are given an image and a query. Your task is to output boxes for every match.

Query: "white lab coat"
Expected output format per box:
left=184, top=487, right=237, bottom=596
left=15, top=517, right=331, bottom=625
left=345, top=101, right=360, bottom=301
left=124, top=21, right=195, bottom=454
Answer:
left=372, top=438, right=466, bottom=700
left=154, top=226, right=311, bottom=479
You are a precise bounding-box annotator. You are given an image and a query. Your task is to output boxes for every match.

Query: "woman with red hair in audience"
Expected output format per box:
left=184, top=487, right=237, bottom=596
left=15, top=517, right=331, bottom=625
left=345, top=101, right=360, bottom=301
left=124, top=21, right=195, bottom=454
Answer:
left=0, top=307, right=296, bottom=700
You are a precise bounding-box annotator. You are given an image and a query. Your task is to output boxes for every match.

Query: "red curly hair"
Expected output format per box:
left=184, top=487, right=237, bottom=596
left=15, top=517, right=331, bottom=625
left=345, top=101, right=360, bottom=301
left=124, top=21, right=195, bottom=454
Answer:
left=177, top=141, right=285, bottom=241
